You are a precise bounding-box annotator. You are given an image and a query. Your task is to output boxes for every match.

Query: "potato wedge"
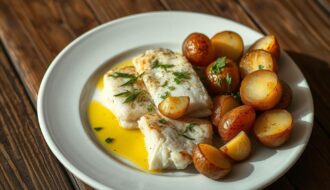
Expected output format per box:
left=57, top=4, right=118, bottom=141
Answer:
left=239, top=50, right=277, bottom=78
left=211, top=95, right=240, bottom=126
left=193, top=144, right=232, bottom=179
left=218, top=105, right=256, bottom=142
left=240, top=70, right=282, bottom=110
left=248, top=35, right=280, bottom=60
left=254, top=109, right=293, bottom=147
left=211, top=31, right=244, bottom=61
left=220, top=131, right=251, bottom=161
left=182, top=32, right=215, bottom=66
left=275, top=81, right=292, bottom=109
left=205, top=57, right=240, bottom=95
left=158, top=96, right=189, bottom=119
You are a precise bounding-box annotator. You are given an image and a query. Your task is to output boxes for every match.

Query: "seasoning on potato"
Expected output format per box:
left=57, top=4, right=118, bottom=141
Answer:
left=205, top=57, right=240, bottom=95
left=239, top=49, right=278, bottom=78
left=248, top=35, right=280, bottom=61
left=240, top=70, right=282, bottom=110
left=211, top=31, right=244, bottom=61
left=218, top=105, right=256, bottom=142
left=182, top=32, right=215, bottom=66
left=253, top=109, right=293, bottom=147
left=193, top=144, right=232, bottom=179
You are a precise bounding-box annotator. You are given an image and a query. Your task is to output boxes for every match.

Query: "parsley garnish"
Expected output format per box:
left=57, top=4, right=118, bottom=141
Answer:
left=231, top=92, right=241, bottom=101
left=183, top=123, right=195, bottom=133
left=105, top=137, right=114, bottom=143
left=180, top=134, right=195, bottom=140
left=161, top=80, right=168, bottom=87
left=226, top=73, right=232, bottom=90
left=258, top=65, right=264, bottom=70
left=147, top=104, right=155, bottom=112
left=211, top=57, right=226, bottom=74
left=120, top=72, right=144, bottom=87
left=173, top=71, right=191, bottom=84
left=94, top=127, right=103, bottom=131
left=152, top=59, right=174, bottom=72
left=159, top=118, right=167, bottom=124
left=161, top=91, right=170, bottom=99
left=114, top=90, right=142, bottom=103
left=168, top=86, right=176, bottom=91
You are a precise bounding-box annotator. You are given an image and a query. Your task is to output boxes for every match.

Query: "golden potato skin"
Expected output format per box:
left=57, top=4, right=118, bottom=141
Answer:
left=239, top=49, right=278, bottom=78
left=182, top=33, right=215, bottom=66
left=211, top=95, right=241, bottom=126
left=205, top=58, right=240, bottom=95
left=249, top=35, right=280, bottom=61
left=240, top=70, right=282, bottom=111
left=211, top=31, right=244, bottom=61
left=193, top=144, right=232, bottom=179
left=218, top=105, right=256, bottom=142
left=275, top=81, right=292, bottom=109
left=253, top=109, right=293, bottom=147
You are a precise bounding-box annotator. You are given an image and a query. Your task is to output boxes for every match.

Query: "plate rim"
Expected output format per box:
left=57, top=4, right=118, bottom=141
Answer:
left=37, top=11, right=314, bottom=190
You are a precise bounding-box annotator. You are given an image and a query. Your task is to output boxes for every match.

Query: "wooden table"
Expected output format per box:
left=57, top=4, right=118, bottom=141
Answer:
left=0, top=0, right=329, bottom=189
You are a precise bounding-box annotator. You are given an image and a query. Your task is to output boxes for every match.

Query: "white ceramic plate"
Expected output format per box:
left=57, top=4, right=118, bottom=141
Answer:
left=37, top=12, right=314, bottom=190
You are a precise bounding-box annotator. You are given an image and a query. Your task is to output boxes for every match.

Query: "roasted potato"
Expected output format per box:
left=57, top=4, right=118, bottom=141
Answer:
left=193, top=144, right=232, bottom=179
left=240, top=70, right=282, bottom=110
left=254, top=109, right=293, bottom=147
left=211, top=31, right=244, bottom=61
left=220, top=131, right=251, bottom=161
left=211, top=95, right=240, bottom=126
left=239, top=49, right=277, bottom=78
left=182, top=33, right=215, bottom=66
left=218, top=105, right=256, bottom=142
left=158, top=96, right=189, bottom=119
left=205, top=57, right=240, bottom=95
left=248, top=35, right=280, bottom=60
left=275, top=81, right=292, bottom=109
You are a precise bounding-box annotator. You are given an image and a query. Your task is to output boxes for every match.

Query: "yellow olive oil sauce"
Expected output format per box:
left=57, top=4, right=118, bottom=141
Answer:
left=88, top=60, right=151, bottom=172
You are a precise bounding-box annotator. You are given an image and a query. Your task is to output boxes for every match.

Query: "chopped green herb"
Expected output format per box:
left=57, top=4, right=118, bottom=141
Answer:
left=226, top=73, right=232, bottom=90
left=183, top=123, right=195, bottom=133
left=211, top=57, right=226, bottom=74
left=147, top=104, right=155, bottom=112
left=161, top=80, right=168, bottom=87
left=258, top=65, right=265, bottom=70
left=168, top=86, right=176, bottom=91
left=110, top=72, right=135, bottom=78
left=159, top=118, right=167, bottom=124
left=217, top=78, right=223, bottom=86
left=114, top=90, right=142, bottom=103
left=120, top=72, right=144, bottom=87
left=151, top=59, right=174, bottom=71
left=94, top=127, right=103, bottom=131
left=231, top=92, right=241, bottom=101
left=161, top=91, right=171, bottom=99
left=105, top=137, right=114, bottom=143
left=173, top=71, right=191, bottom=84
left=180, top=134, right=195, bottom=140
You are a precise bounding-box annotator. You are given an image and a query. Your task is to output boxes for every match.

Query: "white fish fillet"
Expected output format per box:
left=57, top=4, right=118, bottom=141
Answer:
left=133, top=48, right=212, bottom=117
left=103, top=66, right=154, bottom=129
left=138, top=113, right=213, bottom=170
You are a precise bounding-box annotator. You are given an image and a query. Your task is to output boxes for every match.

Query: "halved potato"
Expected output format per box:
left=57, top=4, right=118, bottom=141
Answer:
left=193, top=144, right=232, bottom=179
left=211, top=95, right=240, bottom=126
left=218, top=105, right=256, bottom=142
left=239, top=50, right=277, bottom=78
left=158, top=96, right=189, bottom=119
left=220, top=131, right=251, bottom=161
left=248, top=35, right=280, bottom=60
left=275, top=81, right=292, bottom=109
left=254, top=109, right=293, bottom=147
left=211, top=31, right=244, bottom=61
left=182, top=32, right=215, bottom=66
left=240, top=70, right=282, bottom=110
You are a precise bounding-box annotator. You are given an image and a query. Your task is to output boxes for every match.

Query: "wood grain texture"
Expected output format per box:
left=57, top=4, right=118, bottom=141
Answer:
left=0, top=45, right=73, bottom=189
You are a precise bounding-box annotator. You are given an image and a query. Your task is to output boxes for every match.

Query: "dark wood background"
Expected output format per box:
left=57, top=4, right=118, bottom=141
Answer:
left=0, top=0, right=329, bottom=189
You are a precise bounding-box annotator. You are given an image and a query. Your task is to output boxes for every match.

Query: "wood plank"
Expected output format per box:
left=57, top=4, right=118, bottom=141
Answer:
left=85, top=0, right=165, bottom=23
left=0, top=45, right=73, bottom=189
left=160, top=0, right=258, bottom=30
